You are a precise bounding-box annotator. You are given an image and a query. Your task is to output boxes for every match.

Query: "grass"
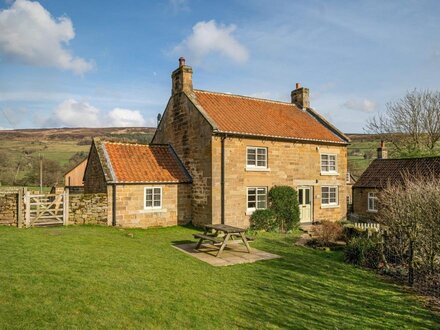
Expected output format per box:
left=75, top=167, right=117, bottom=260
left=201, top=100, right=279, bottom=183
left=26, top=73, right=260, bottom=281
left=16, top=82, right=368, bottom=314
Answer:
left=0, top=226, right=438, bottom=329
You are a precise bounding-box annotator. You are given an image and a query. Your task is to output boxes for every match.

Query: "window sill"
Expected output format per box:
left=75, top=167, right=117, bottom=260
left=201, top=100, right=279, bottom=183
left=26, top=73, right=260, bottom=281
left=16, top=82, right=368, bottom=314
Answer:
left=246, top=208, right=267, bottom=215
left=245, top=167, right=270, bottom=172
left=367, top=209, right=378, bottom=213
left=321, top=205, right=340, bottom=209
left=141, top=208, right=167, bottom=213
left=320, top=172, right=339, bottom=176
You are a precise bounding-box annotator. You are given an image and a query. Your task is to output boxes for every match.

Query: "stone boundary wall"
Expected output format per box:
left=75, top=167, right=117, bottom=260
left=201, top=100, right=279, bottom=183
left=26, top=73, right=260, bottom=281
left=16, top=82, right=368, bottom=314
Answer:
left=0, top=193, right=19, bottom=226
left=69, top=193, right=108, bottom=225
left=0, top=188, right=25, bottom=227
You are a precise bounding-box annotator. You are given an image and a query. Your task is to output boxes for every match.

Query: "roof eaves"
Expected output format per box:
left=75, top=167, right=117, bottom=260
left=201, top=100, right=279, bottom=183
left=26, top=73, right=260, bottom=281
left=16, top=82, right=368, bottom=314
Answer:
left=213, top=130, right=348, bottom=145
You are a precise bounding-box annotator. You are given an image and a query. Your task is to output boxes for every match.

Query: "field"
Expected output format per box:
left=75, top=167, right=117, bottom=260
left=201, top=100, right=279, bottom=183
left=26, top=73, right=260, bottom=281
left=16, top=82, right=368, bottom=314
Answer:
left=0, top=225, right=438, bottom=329
left=0, top=128, right=155, bottom=186
left=0, top=128, right=383, bottom=183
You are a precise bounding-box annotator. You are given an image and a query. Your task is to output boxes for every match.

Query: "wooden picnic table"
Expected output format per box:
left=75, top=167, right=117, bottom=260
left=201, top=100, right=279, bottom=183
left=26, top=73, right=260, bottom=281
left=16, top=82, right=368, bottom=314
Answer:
left=193, top=224, right=251, bottom=257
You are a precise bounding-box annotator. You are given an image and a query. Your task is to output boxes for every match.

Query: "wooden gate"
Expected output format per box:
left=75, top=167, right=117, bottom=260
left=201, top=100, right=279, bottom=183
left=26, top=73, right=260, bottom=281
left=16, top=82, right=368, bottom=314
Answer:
left=25, top=191, right=69, bottom=227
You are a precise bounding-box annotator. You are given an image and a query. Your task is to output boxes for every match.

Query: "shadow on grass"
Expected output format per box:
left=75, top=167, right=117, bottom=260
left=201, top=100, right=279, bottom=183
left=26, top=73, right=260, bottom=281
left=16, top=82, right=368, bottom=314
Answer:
left=233, top=235, right=440, bottom=329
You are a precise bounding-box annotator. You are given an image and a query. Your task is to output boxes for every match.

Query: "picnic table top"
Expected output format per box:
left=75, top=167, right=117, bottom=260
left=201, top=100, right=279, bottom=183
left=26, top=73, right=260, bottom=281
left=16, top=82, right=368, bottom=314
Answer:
left=205, top=224, right=246, bottom=233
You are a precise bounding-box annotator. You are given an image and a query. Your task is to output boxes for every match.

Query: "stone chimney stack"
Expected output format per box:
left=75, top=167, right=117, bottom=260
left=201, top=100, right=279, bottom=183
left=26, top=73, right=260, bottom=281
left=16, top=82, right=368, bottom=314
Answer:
left=171, top=57, right=193, bottom=94
left=291, top=83, right=310, bottom=109
left=377, top=140, right=388, bottom=159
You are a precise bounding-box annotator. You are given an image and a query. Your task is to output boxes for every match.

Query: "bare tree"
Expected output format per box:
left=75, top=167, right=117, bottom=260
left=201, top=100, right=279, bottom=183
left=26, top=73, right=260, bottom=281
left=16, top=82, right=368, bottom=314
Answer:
left=366, top=89, right=440, bottom=156
left=378, top=174, right=440, bottom=286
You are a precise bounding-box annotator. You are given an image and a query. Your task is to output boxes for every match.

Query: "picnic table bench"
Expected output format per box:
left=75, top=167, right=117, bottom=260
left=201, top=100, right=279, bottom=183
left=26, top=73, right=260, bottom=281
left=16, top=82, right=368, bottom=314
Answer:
left=193, top=224, right=251, bottom=257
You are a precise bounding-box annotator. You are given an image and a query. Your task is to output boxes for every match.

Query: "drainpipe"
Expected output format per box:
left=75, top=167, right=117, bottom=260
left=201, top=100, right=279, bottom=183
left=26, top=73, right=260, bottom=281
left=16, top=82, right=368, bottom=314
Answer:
left=221, top=135, right=226, bottom=224
left=112, top=183, right=117, bottom=226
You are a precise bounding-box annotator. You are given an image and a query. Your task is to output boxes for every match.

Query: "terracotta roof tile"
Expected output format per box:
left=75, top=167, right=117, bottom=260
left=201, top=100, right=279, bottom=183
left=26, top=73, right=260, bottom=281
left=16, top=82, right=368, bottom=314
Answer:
left=192, top=90, right=346, bottom=144
left=353, top=157, right=440, bottom=188
left=103, top=142, right=191, bottom=183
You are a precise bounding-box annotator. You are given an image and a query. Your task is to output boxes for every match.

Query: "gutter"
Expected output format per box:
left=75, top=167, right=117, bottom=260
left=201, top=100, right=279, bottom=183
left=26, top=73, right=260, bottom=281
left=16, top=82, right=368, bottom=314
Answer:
left=221, top=135, right=226, bottom=224
left=112, top=184, right=117, bottom=226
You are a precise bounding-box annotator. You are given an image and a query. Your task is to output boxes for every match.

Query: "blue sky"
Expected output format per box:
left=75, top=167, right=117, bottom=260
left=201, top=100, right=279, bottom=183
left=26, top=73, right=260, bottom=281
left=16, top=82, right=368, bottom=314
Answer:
left=0, top=0, right=439, bottom=132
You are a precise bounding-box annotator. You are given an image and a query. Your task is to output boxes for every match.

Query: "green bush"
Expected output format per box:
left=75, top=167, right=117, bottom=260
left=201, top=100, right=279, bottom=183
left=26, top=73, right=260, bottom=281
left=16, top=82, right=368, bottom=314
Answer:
left=344, top=237, right=382, bottom=269
left=250, top=209, right=277, bottom=231
left=342, top=224, right=367, bottom=241
left=268, top=186, right=300, bottom=232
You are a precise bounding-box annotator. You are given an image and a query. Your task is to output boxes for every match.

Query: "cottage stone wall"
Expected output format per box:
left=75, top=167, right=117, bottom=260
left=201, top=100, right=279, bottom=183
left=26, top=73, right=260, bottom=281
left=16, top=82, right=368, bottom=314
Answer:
left=113, top=184, right=191, bottom=228
left=84, top=144, right=107, bottom=193
left=352, top=187, right=378, bottom=221
left=153, top=92, right=211, bottom=226
left=68, top=193, right=108, bottom=225
left=211, top=136, right=348, bottom=227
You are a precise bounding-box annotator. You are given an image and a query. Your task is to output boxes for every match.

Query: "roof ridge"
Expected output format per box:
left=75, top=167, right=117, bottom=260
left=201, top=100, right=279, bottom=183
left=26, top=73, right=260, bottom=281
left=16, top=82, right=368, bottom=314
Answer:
left=194, top=89, right=298, bottom=108
left=103, top=141, right=168, bottom=148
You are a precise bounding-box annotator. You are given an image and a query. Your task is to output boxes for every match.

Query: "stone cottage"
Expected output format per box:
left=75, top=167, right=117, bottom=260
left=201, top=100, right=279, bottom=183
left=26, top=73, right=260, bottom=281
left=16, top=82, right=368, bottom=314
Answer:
left=152, top=58, right=350, bottom=228
left=352, top=142, right=440, bottom=220
left=83, top=139, right=192, bottom=227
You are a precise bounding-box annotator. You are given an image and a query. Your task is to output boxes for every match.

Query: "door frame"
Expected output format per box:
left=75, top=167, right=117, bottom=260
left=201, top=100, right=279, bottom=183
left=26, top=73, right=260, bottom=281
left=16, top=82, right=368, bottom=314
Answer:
left=298, top=186, right=313, bottom=223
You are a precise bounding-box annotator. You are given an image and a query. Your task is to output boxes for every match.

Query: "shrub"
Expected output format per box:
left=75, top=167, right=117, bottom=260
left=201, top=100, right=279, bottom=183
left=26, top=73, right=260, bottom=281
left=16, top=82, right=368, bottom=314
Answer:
left=342, top=224, right=368, bottom=241
left=268, top=186, right=300, bottom=232
left=345, top=237, right=382, bottom=269
left=250, top=209, right=277, bottom=231
left=315, top=221, right=343, bottom=246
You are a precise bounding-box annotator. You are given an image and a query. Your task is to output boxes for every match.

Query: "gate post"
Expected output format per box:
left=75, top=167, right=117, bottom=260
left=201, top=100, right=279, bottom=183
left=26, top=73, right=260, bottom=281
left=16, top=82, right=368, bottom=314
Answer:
left=17, top=188, right=23, bottom=228
left=25, top=190, right=30, bottom=228
left=63, top=188, right=69, bottom=226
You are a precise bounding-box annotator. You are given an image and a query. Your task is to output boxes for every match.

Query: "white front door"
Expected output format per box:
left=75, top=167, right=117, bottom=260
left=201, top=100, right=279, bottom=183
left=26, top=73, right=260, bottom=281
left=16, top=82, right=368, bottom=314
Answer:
left=298, top=187, right=312, bottom=223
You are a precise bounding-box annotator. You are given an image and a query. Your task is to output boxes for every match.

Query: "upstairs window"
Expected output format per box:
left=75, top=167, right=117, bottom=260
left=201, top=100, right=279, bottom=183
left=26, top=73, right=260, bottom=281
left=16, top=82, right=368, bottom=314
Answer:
left=247, top=147, right=268, bottom=169
left=368, top=192, right=378, bottom=212
left=144, top=187, right=162, bottom=209
left=321, top=154, right=337, bottom=174
left=322, top=186, right=338, bottom=206
left=247, top=187, right=267, bottom=212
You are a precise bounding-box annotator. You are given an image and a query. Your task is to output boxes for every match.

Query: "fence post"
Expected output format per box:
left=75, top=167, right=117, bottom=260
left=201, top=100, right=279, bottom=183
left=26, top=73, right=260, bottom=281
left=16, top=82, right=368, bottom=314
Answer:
left=17, top=188, right=23, bottom=228
left=63, top=188, right=69, bottom=226
left=25, top=190, right=30, bottom=228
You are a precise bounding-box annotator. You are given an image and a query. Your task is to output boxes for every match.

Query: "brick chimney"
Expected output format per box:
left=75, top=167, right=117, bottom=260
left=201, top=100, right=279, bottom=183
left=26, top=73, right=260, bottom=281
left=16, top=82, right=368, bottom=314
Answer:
left=377, top=140, right=388, bottom=159
left=291, top=83, right=310, bottom=109
left=171, top=57, right=193, bottom=94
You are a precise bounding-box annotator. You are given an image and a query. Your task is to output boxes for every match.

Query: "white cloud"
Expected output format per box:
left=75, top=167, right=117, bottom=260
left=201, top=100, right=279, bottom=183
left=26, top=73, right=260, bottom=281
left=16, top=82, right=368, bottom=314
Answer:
left=53, top=99, right=101, bottom=127
left=173, top=20, right=248, bottom=64
left=0, top=0, right=93, bottom=74
left=47, top=99, right=149, bottom=127
left=108, top=108, right=146, bottom=127
left=343, top=98, right=377, bottom=113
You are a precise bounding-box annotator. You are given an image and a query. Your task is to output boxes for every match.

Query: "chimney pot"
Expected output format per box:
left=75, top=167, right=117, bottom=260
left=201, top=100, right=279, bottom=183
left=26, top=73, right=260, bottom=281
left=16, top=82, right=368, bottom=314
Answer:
left=172, top=57, right=193, bottom=94
left=296, top=82, right=301, bottom=89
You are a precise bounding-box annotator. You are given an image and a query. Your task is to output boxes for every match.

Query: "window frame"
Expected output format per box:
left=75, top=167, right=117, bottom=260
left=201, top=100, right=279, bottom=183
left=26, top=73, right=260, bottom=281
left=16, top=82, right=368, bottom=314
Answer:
left=246, top=146, right=268, bottom=169
left=320, top=153, right=338, bottom=175
left=246, top=187, right=268, bottom=213
left=321, top=186, right=339, bottom=207
left=144, top=186, right=163, bottom=210
left=367, top=192, right=378, bottom=212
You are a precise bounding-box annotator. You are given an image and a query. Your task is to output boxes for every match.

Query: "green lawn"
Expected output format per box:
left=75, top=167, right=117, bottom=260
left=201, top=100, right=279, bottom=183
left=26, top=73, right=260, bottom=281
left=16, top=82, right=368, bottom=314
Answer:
left=0, top=226, right=438, bottom=329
